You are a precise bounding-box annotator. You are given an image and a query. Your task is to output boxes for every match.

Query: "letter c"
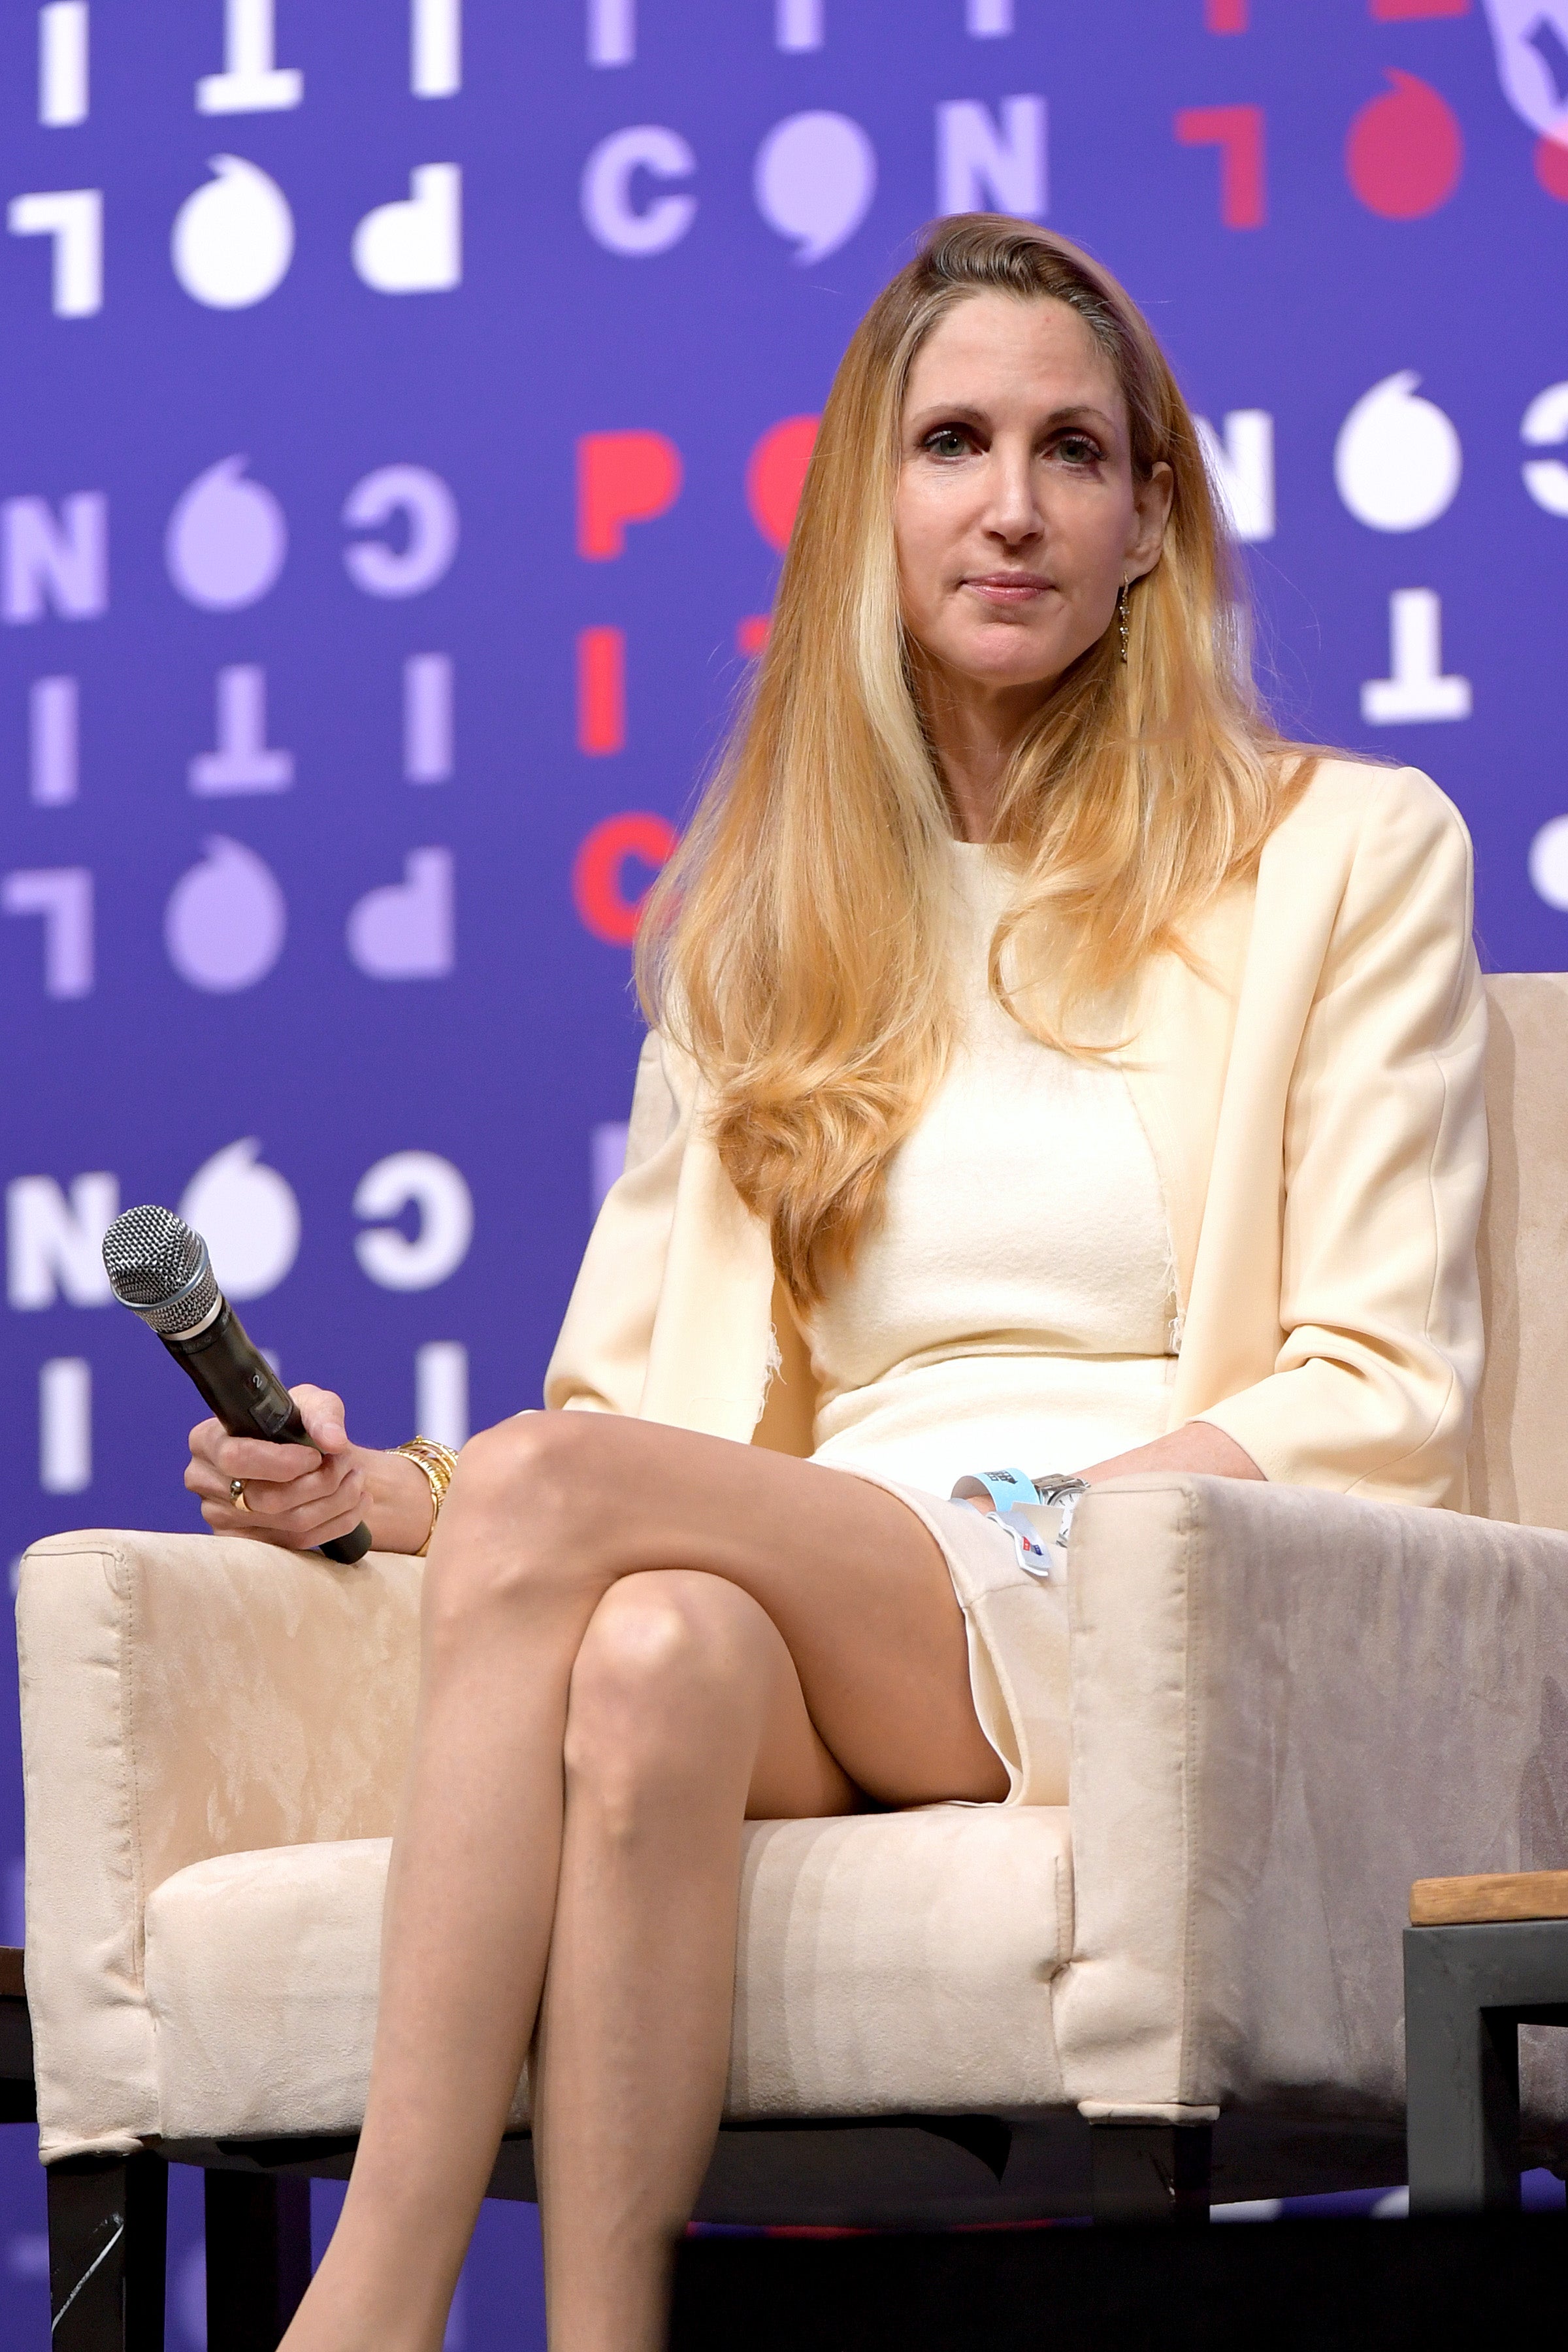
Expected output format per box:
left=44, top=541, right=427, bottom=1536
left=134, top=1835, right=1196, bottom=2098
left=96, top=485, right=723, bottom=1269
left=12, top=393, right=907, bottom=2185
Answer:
left=1522, top=383, right=1568, bottom=521
left=353, top=1151, right=473, bottom=1290
left=581, top=126, right=696, bottom=257
left=342, top=466, right=459, bottom=597
left=572, top=812, right=678, bottom=945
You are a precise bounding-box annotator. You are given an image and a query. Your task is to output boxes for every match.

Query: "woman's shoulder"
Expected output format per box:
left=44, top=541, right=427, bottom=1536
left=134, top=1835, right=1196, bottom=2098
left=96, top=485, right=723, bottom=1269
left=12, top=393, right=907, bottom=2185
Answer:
left=1271, top=752, right=1473, bottom=876
left=1249, top=753, right=1478, bottom=992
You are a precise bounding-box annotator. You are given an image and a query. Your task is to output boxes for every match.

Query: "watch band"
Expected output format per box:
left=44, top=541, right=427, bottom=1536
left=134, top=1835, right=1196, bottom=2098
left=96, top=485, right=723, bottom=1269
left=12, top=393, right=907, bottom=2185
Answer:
left=950, top=1466, right=1040, bottom=1513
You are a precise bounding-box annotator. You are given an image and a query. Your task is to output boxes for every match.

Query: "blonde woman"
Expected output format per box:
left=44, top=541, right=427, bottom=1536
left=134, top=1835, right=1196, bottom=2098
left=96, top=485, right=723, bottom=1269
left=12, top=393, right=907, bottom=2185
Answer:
left=187, top=216, right=1487, bottom=2351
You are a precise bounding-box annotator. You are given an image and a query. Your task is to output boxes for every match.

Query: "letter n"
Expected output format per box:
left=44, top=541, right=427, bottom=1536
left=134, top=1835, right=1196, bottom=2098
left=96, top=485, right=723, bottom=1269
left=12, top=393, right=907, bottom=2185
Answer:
left=936, top=97, right=1047, bottom=219
left=1, top=492, right=108, bottom=622
left=7, top=1173, right=118, bottom=1307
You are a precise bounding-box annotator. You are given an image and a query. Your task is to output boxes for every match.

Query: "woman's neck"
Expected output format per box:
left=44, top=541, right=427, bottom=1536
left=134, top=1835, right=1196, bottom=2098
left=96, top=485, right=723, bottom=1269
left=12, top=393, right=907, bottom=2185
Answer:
left=920, top=668, right=1048, bottom=843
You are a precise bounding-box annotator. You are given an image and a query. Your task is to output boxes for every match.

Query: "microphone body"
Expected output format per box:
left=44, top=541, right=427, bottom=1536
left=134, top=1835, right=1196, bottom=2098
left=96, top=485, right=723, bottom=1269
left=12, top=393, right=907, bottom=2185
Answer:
left=102, top=1204, right=373, bottom=1567
left=161, top=1301, right=373, bottom=1566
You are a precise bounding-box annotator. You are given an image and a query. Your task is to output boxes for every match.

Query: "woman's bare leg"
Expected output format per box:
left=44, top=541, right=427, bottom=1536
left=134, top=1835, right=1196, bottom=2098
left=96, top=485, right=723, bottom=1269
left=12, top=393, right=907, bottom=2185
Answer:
left=282, top=1412, right=1005, bottom=2352
left=536, top=1569, right=858, bottom=2352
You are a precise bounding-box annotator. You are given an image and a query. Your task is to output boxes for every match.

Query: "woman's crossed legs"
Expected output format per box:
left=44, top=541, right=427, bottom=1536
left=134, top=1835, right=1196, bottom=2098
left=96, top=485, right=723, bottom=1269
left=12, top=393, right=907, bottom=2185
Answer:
left=281, top=1409, right=1005, bottom=2352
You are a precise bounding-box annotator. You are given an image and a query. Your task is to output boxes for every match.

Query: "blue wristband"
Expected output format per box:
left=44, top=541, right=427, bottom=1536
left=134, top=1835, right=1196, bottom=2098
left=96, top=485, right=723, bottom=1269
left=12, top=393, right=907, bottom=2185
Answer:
left=950, top=1466, right=1039, bottom=1513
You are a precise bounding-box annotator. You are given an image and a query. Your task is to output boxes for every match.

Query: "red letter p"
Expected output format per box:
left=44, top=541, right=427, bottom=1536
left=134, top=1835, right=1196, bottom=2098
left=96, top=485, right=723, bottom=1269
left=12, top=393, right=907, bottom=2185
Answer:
left=577, top=432, right=683, bottom=559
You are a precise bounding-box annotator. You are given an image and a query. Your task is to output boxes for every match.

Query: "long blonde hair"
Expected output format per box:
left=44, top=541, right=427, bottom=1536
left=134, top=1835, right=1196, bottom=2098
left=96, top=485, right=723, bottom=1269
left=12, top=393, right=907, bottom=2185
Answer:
left=638, top=214, right=1310, bottom=1307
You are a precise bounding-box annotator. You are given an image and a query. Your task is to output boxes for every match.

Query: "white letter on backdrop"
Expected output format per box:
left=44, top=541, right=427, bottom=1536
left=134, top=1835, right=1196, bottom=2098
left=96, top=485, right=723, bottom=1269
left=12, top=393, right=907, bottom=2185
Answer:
left=1, top=492, right=107, bottom=621
left=415, top=1341, right=468, bottom=1446
left=180, top=1138, right=300, bottom=1299
left=1, top=868, right=93, bottom=995
left=346, top=849, right=454, bottom=979
left=165, top=457, right=288, bottom=610
left=7, top=1173, right=117, bottom=1307
left=7, top=189, right=102, bottom=315
left=587, top=0, right=636, bottom=66
left=581, top=126, right=696, bottom=255
left=355, top=1152, right=473, bottom=1290
left=592, top=1122, right=629, bottom=1211
left=1529, top=816, right=1568, bottom=910
left=776, top=0, right=824, bottom=50
left=171, top=156, right=293, bottom=308
left=189, top=665, right=294, bottom=794
left=404, top=654, right=454, bottom=781
left=1361, top=591, right=1471, bottom=725
left=1196, top=412, right=1275, bottom=543
left=412, top=0, right=461, bottom=93
left=39, top=1359, right=91, bottom=1493
left=936, top=96, right=1046, bottom=216
left=352, top=165, right=462, bottom=293
left=196, top=0, right=302, bottom=112
left=1335, top=373, right=1461, bottom=532
left=31, top=678, right=78, bottom=806
left=754, top=112, right=875, bottom=261
left=39, top=5, right=90, bottom=126
left=342, top=466, right=459, bottom=596
left=1522, top=382, right=1568, bottom=519
left=164, top=836, right=286, bottom=992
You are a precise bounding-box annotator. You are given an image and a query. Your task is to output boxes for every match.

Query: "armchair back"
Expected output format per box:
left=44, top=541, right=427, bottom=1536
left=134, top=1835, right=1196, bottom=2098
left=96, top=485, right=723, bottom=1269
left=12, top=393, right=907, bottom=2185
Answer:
left=1468, top=973, right=1568, bottom=1530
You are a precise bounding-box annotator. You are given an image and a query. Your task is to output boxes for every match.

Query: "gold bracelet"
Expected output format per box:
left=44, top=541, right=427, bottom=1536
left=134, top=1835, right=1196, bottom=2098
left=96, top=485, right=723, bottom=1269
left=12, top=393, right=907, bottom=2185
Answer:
left=395, top=1436, right=459, bottom=1557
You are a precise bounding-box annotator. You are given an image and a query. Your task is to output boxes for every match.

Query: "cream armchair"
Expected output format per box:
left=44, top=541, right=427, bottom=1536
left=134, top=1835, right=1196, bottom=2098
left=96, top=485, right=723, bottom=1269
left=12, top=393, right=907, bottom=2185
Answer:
left=15, top=976, right=1568, bottom=2349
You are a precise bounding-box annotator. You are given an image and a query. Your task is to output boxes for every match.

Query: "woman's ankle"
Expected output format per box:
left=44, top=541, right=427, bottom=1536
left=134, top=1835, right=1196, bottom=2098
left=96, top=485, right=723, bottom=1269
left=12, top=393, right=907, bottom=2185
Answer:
left=281, top=2230, right=454, bottom=2352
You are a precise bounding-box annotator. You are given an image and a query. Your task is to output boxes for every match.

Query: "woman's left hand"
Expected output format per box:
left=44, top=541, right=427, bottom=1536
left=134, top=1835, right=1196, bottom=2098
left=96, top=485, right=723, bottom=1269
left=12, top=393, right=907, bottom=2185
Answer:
left=959, top=1420, right=1263, bottom=1512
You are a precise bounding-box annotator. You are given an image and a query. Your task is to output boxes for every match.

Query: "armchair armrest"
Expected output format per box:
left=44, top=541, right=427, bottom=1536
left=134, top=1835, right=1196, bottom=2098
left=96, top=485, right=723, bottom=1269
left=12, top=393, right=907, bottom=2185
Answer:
left=1054, top=1475, right=1568, bottom=2149
left=16, top=1529, right=421, bottom=2159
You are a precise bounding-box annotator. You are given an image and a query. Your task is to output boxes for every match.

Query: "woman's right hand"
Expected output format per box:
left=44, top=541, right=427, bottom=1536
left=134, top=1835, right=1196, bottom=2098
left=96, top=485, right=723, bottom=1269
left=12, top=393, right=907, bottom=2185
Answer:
left=184, top=1384, right=434, bottom=1555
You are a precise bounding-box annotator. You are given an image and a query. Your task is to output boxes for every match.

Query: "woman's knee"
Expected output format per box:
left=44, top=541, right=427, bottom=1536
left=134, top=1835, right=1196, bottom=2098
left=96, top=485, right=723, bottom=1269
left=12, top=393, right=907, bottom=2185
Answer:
left=563, top=1573, right=770, bottom=1813
left=424, top=1411, right=619, bottom=1625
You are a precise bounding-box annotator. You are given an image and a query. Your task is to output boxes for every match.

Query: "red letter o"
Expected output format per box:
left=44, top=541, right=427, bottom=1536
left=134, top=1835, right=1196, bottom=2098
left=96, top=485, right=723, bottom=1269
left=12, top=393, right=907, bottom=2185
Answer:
left=745, top=416, right=819, bottom=553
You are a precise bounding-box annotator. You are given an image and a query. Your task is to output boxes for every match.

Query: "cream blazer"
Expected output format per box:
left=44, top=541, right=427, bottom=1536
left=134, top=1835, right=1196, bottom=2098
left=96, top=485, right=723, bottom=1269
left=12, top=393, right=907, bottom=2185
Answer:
left=546, top=760, right=1488, bottom=1508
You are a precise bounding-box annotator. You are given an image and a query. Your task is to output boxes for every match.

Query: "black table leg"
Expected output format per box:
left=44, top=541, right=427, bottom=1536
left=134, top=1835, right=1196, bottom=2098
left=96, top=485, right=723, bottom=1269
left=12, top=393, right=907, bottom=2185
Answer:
left=206, top=2170, right=314, bottom=2352
left=46, top=2151, right=167, bottom=2352
left=1088, top=2122, right=1211, bottom=2222
left=1404, top=1919, right=1568, bottom=2214
left=1405, top=1929, right=1520, bottom=2212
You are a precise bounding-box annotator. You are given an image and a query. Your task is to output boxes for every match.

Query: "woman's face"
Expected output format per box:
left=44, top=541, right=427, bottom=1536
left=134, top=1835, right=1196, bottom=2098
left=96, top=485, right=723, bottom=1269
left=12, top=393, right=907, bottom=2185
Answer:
left=894, top=293, right=1173, bottom=701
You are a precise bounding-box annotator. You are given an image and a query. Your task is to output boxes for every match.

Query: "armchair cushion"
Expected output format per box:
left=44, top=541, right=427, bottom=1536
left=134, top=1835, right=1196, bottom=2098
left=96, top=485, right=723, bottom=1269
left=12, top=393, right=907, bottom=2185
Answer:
left=144, top=1805, right=1073, bottom=2142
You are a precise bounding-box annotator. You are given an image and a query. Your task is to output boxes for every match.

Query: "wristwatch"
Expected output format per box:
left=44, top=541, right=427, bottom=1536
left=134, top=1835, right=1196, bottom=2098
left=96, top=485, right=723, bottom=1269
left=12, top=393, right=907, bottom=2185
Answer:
left=950, top=1468, right=1090, bottom=1551
left=1028, top=1474, right=1090, bottom=1550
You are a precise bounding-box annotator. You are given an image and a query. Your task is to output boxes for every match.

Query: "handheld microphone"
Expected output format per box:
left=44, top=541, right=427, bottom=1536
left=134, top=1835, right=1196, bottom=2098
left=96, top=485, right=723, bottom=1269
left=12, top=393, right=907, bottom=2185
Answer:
left=101, top=1203, right=372, bottom=1567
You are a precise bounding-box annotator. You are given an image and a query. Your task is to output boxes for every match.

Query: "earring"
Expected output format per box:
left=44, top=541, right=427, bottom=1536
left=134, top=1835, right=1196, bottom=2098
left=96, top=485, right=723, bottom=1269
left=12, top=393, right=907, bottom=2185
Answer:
left=1117, top=579, right=1130, bottom=665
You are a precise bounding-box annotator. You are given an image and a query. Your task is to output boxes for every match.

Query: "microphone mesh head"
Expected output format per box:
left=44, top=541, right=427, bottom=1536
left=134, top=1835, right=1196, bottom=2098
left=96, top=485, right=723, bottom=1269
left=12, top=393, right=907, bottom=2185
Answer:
left=103, top=1205, right=220, bottom=1335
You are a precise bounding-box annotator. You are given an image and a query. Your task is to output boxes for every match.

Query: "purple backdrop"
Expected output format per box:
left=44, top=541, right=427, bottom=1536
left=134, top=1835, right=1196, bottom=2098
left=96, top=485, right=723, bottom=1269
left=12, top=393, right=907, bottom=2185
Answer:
left=5, top=0, right=1568, bottom=2338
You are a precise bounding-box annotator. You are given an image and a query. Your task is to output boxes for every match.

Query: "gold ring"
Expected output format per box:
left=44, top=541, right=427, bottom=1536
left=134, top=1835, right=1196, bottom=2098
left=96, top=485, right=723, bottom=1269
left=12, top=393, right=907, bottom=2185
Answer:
left=229, top=1478, right=249, bottom=1512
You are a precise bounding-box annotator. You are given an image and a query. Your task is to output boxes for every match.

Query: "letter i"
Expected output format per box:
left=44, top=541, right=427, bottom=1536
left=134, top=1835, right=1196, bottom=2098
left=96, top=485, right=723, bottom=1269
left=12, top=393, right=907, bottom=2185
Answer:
left=578, top=627, right=626, bottom=755
left=39, top=3, right=90, bottom=124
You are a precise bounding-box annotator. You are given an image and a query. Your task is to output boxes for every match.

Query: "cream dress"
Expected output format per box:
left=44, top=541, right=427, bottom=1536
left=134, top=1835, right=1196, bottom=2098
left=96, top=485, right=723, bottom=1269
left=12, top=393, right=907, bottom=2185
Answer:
left=802, top=843, right=1179, bottom=1804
